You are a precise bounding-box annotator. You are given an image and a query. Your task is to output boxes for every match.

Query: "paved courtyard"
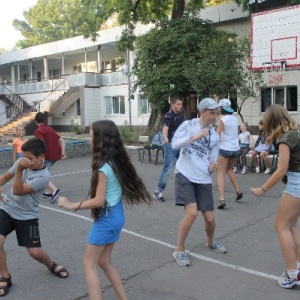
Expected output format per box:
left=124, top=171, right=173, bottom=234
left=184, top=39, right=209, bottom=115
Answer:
left=0, top=153, right=299, bottom=299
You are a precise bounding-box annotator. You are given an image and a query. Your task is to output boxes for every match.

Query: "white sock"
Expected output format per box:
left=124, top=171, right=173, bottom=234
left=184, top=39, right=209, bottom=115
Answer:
left=287, top=269, right=298, bottom=279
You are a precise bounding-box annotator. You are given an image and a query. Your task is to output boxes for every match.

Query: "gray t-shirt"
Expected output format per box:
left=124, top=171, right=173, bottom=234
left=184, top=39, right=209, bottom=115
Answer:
left=0, top=161, right=50, bottom=220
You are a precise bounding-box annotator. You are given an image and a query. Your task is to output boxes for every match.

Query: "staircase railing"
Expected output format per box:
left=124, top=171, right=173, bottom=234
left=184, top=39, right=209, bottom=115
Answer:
left=0, top=76, right=69, bottom=125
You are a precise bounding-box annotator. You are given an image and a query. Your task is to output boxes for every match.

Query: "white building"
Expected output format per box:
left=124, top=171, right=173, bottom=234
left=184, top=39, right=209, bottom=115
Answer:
left=0, top=1, right=299, bottom=134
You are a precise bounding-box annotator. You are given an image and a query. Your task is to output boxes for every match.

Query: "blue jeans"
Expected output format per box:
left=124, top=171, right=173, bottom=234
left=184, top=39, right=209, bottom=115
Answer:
left=157, top=142, right=180, bottom=191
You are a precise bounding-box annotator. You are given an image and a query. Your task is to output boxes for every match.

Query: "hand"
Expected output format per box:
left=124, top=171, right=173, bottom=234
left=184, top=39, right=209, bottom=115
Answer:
left=250, top=187, right=264, bottom=197
left=208, top=161, right=218, bottom=174
left=61, top=154, right=68, bottom=160
left=17, top=157, right=34, bottom=171
left=193, top=127, right=210, bottom=141
left=163, top=137, right=169, bottom=144
left=57, top=196, right=71, bottom=209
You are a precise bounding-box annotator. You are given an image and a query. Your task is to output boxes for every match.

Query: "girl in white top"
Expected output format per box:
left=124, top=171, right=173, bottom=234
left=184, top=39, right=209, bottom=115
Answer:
left=216, top=99, right=243, bottom=209
left=233, top=122, right=253, bottom=175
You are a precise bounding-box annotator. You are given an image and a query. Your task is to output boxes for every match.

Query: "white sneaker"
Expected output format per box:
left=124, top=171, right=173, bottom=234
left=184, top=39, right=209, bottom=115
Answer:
left=241, top=167, right=247, bottom=175
left=172, top=251, right=190, bottom=266
left=255, top=167, right=260, bottom=173
left=232, top=167, right=237, bottom=173
left=264, top=168, right=271, bottom=174
left=206, top=241, right=227, bottom=254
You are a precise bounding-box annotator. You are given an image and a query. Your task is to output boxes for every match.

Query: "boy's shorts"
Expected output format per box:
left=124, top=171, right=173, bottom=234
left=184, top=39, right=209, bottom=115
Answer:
left=0, top=209, right=41, bottom=248
left=175, top=172, right=214, bottom=211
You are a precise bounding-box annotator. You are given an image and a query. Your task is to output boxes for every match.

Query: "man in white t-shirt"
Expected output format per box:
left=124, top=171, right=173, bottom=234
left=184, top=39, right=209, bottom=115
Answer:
left=171, top=98, right=227, bottom=266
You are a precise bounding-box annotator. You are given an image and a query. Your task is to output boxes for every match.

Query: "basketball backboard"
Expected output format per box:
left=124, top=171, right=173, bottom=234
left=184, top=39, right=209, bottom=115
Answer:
left=251, top=5, right=300, bottom=70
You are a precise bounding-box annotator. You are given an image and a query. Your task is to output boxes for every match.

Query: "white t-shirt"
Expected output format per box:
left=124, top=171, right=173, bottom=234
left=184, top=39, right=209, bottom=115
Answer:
left=172, top=118, right=220, bottom=184
left=219, top=115, right=240, bottom=151
left=239, top=131, right=251, bottom=145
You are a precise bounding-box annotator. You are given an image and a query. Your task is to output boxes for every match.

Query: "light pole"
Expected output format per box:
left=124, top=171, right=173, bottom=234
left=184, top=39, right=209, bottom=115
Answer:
left=127, top=48, right=132, bottom=131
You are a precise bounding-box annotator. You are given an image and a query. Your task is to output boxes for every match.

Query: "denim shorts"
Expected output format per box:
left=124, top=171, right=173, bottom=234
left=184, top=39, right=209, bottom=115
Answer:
left=175, top=172, right=214, bottom=211
left=219, top=149, right=240, bottom=158
left=87, top=200, right=125, bottom=245
left=44, top=160, right=57, bottom=170
left=284, top=172, right=300, bottom=198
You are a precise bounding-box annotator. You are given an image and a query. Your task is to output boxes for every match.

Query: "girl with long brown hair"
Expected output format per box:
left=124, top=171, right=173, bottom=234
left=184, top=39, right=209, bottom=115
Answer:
left=251, top=104, right=300, bottom=289
left=58, top=120, right=151, bottom=299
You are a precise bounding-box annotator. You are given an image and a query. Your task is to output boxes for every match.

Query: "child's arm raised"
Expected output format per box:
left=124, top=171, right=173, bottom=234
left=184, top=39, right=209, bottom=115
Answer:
left=12, top=158, right=35, bottom=195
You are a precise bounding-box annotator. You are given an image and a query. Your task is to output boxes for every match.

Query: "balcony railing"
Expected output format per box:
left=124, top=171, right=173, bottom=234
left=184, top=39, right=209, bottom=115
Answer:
left=0, top=71, right=129, bottom=95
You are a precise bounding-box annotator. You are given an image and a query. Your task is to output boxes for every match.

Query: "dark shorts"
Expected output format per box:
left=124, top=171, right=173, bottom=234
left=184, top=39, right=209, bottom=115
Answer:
left=175, top=172, right=214, bottom=211
left=219, top=149, right=240, bottom=158
left=0, top=209, right=41, bottom=248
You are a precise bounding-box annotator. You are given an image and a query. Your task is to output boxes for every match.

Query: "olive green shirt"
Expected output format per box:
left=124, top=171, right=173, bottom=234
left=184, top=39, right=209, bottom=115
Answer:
left=278, top=130, right=300, bottom=172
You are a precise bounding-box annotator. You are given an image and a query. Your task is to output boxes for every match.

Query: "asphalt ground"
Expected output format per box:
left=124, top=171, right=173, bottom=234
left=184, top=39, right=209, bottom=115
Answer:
left=0, top=152, right=299, bottom=300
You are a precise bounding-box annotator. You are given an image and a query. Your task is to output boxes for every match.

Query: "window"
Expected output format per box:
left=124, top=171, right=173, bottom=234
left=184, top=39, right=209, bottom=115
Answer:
left=105, top=96, right=125, bottom=115
left=76, top=99, right=81, bottom=116
left=261, top=86, right=297, bottom=112
left=139, top=95, right=151, bottom=115
left=49, top=69, right=61, bottom=79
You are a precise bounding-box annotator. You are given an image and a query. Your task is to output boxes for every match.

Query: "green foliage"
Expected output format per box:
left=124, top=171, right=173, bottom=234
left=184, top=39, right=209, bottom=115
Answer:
left=13, top=0, right=92, bottom=48
left=119, top=121, right=140, bottom=144
left=132, top=16, right=246, bottom=112
left=70, top=119, right=81, bottom=134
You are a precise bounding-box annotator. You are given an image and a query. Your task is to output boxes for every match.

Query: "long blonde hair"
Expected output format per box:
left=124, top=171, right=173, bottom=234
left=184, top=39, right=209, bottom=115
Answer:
left=263, top=104, right=298, bottom=145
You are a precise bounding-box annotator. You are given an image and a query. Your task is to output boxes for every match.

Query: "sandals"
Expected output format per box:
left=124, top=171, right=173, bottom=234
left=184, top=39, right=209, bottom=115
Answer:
left=236, top=191, right=243, bottom=201
left=217, top=200, right=226, bottom=209
left=0, top=275, right=12, bottom=297
left=49, top=261, right=69, bottom=279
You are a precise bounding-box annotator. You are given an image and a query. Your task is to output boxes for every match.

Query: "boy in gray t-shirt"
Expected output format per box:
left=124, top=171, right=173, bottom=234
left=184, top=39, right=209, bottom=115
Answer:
left=0, top=138, right=69, bottom=297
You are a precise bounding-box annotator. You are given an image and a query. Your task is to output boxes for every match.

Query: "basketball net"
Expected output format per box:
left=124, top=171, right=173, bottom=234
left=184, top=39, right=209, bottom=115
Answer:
left=262, top=61, right=286, bottom=86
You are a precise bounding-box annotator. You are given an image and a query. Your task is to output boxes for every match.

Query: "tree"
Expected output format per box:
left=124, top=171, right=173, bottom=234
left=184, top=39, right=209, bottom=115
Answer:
left=13, top=0, right=88, bottom=48
left=133, top=15, right=259, bottom=122
left=232, top=36, right=263, bottom=122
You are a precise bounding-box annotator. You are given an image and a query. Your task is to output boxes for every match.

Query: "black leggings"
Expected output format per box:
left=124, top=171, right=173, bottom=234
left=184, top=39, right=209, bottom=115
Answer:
left=234, top=146, right=250, bottom=168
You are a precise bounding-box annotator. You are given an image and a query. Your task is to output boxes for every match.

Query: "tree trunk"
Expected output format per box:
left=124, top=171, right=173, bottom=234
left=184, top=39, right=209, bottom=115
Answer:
left=171, top=0, right=185, bottom=20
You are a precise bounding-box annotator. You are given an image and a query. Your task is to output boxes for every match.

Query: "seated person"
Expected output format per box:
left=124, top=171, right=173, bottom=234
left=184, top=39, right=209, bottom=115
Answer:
left=233, top=121, right=253, bottom=175
left=251, top=120, right=275, bottom=174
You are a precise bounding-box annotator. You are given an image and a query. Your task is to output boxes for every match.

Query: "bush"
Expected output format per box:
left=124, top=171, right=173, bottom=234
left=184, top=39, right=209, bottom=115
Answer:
left=120, top=121, right=140, bottom=144
left=71, top=119, right=81, bottom=134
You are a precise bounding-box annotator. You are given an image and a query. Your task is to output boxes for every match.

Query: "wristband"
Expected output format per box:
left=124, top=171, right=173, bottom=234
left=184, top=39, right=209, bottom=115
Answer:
left=74, top=201, right=83, bottom=212
left=261, top=186, right=267, bottom=193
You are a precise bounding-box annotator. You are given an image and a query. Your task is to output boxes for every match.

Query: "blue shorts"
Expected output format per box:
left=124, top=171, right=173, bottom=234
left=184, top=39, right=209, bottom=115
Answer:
left=87, top=200, right=125, bottom=245
left=284, top=172, right=300, bottom=198
left=219, top=149, right=240, bottom=158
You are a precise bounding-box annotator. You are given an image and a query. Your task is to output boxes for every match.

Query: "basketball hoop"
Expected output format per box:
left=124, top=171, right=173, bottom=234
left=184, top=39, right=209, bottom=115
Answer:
left=262, top=61, right=286, bottom=86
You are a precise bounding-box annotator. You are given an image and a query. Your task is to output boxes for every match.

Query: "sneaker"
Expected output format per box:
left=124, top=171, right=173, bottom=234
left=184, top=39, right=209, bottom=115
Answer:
left=172, top=250, right=190, bottom=266
left=153, top=190, right=165, bottom=202
left=217, top=200, right=226, bottom=209
left=206, top=241, right=227, bottom=254
left=42, top=192, right=53, bottom=200
left=241, top=167, right=247, bottom=175
left=49, top=189, right=61, bottom=204
left=236, top=191, right=243, bottom=201
left=232, top=167, right=237, bottom=173
left=264, top=167, right=271, bottom=174
left=255, top=166, right=260, bottom=173
left=278, top=271, right=300, bottom=289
